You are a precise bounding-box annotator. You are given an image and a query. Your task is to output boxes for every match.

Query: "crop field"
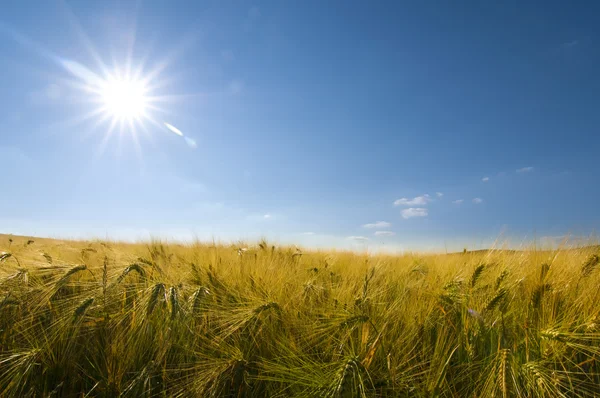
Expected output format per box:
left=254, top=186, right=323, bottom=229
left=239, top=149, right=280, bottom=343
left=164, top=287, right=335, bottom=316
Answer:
left=1, top=234, right=600, bottom=397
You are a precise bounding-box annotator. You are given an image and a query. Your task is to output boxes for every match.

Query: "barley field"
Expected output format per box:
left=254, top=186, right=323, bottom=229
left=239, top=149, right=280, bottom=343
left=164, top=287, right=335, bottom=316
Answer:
left=1, top=234, right=600, bottom=397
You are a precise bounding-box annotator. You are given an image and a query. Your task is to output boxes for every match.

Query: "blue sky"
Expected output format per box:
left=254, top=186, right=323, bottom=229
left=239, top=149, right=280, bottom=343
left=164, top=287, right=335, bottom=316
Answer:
left=1, top=1, right=599, bottom=251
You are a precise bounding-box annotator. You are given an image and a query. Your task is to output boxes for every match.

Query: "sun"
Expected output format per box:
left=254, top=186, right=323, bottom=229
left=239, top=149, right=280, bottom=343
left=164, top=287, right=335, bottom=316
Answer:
left=59, top=57, right=196, bottom=151
left=99, top=75, right=149, bottom=121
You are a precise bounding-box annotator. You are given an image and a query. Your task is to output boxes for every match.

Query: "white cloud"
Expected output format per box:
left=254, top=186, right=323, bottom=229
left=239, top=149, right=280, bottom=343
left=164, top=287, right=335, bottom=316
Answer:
left=394, top=194, right=431, bottom=206
left=482, top=177, right=489, bottom=182
left=363, top=221, right=391, bottom=229
left=347, top=236, right=369, bottom=242
left=246, top=212, right=277, bottom=222
left=300, top=232, right=315, bottom=236
left=436, top=192, right=443, bottom=198
left=401, top=208, right=428, bottom=219
left=452, top=199, right=464, bottom=204
left=516, top=167, right=534, bottom=173
left=374, top=231, right=395, bottom=236
left=472, top=198, right=483, bottom=204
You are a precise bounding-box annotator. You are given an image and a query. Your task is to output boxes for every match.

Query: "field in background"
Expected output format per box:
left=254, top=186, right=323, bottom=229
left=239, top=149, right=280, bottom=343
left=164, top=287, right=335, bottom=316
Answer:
left=1, top=234, right=600, bottom=397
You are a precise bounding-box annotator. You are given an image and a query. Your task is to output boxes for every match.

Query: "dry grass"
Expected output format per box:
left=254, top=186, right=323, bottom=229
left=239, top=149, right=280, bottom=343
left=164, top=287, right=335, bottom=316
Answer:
left=1, top=234, right=600, bottom=397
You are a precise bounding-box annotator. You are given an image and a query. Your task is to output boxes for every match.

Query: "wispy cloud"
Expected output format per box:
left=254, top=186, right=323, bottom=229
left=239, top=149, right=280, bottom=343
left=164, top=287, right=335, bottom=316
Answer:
left=363, top=221, right=391, bottom=229
left=374, top=231, right=395, bottom=236
left=516, top=166, right=534, bottom=173
left=401, top=208, right=428, bottom=219
left=394, top=194, right=431, bottom=206
left=452, top=199, right=464, bottom=204
left=347, top=236, right=369, bottom=242
left=472, top=198, right=483, bottom=204
left=246, top=212, right=277, bottom=222
left=436, top=192, right=444, bottom=198
left=300, top=232, right=315, bottom=236
left=482, top=177, right=489, bottom=182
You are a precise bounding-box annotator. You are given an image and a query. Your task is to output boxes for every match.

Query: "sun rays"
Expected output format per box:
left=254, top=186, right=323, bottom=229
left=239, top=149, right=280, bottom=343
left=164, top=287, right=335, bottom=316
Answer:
left=56, top=52, right=201, bottom=156
left=2, top=1, right=201, bottom=158
left=57, top=59, right=163, bottom=156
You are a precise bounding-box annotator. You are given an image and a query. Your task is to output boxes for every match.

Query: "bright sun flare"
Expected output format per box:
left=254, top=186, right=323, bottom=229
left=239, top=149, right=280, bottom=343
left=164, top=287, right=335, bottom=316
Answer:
left=60, top=58, right=196, bottom=152
left=100, top=76, right=148, bottom=121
